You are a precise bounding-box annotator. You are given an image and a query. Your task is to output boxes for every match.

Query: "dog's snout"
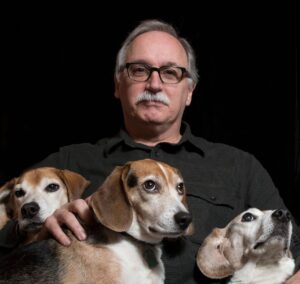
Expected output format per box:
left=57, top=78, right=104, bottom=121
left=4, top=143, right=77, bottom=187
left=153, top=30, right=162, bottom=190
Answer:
left=272, top=209, right=291, bottom=222
left=21, top=202, right=40, bottom=219
left=174, top=212, right=192, bottom=230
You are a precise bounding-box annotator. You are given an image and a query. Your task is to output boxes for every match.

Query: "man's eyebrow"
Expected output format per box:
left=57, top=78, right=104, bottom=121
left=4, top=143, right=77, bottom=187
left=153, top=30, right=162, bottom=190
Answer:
left=162, top=61, right=179, bottom=67
left=128, top=60, right=149, bottom=65
left=129, top=60, right=181, bottom=67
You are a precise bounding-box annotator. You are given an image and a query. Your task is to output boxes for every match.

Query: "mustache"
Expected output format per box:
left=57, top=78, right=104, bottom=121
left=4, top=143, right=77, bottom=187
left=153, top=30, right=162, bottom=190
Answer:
left=136, top=91, right=170, bottom=106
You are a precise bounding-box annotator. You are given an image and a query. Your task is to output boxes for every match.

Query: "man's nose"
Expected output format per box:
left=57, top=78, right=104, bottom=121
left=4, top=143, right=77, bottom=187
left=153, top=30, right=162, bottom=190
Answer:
left=146, top=70, right=162, bottom=91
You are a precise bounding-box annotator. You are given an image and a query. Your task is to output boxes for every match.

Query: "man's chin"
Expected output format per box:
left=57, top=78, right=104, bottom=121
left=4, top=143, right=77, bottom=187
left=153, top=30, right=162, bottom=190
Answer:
left=140, top=118, right=165, bottom=126
left=141, top=113, right=167, bottom=123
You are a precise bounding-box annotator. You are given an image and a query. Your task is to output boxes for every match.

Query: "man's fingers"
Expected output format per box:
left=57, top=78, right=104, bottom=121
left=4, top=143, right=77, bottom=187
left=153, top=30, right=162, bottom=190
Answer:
left=43, top=198, right=93, bottom=245
left=40, top=199, right=93, bottom=246
left=67, top=199, right=94, bottom=225
left=44, top=215, right=72, bottom=246
left=57, top=210, right=86, bottom=241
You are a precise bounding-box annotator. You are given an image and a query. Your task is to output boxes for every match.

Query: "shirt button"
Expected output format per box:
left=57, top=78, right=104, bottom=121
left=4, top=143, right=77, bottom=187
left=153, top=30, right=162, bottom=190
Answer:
left=210, top=196, right=216, bottom=201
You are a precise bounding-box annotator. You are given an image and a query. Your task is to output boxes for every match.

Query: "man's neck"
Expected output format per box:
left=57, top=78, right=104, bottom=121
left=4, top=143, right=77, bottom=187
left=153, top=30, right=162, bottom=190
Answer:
left=125, top=121, right=182, bottom=147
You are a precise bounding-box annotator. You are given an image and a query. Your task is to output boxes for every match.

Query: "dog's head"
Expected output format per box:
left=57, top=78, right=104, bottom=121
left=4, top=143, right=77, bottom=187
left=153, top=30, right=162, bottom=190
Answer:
left=0, top=167, right=90, bottom=232
left=196, top=208, right=294, bottom=279
left=90, top=159, right=193, bottom=243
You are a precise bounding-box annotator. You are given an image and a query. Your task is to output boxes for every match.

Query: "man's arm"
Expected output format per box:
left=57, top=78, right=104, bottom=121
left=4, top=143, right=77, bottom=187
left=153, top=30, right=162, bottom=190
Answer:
left=39, top=198, right=93, bottom=245
left=0, top=220, right=22, bottom=258
left=286, top=270, right=300, bottom=284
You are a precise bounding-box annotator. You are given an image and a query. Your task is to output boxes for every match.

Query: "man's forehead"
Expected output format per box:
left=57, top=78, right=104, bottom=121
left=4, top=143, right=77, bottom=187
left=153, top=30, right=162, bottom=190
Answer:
left=127, top=31, right=188, bottom=66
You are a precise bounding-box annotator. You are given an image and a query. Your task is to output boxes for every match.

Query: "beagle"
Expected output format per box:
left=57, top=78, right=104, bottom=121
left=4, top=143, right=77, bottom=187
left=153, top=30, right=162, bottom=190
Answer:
left=0, top=167, right=90, bottom=243
left=0, top=159, right=193, bottom=284
left=197, top=208, right=295, bottom=284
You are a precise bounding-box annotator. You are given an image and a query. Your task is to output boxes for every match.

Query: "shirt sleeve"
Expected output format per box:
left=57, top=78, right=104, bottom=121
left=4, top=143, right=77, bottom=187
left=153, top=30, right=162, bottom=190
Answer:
left=0, top=221, right=22, bottom=258
left=33, top=147, right=69, bottom=168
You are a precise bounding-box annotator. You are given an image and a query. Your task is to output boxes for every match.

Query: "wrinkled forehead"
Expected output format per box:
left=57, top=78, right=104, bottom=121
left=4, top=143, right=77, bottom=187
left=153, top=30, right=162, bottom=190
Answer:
left=127, top=31, right=188, bottom=67
left=129, top=160, right=182, bottom=183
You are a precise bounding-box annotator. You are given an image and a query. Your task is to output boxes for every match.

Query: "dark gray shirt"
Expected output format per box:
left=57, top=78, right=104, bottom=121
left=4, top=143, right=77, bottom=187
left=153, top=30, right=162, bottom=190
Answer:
left=1, top=123, right=299, bottom=283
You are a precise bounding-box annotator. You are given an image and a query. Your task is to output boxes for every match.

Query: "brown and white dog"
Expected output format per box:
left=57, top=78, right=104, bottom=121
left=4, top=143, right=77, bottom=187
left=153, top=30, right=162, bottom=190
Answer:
left=197, top=208, right=295, bottom=284
left=0, top=167, right=90, bottom=243
left=0, top=159, right=193, bottom=283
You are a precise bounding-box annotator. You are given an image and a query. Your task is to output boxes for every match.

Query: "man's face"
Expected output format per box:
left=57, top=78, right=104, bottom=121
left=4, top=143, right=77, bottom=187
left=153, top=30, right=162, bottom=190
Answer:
left=115, top=31, right=195, bottom=127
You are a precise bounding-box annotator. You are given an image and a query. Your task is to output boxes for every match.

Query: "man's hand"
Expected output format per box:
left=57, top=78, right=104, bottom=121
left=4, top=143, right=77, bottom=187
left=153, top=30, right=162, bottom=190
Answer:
left=38, top=198, right=93, bottom=246
left=285, top=270, right=300, bottom=284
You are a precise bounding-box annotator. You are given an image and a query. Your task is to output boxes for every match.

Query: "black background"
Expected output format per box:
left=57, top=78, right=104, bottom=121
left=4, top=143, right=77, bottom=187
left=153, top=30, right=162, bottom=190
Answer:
left=1, top=2, right=299, bottom=220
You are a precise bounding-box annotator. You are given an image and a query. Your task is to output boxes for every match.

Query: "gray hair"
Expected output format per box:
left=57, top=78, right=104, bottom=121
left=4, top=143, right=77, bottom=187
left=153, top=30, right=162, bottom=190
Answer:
left=115, top=19, right=199, bottom=86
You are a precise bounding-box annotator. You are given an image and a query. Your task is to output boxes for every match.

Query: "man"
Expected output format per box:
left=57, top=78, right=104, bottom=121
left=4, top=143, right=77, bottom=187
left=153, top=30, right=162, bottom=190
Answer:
left=1, top=19, right=299, bottom=283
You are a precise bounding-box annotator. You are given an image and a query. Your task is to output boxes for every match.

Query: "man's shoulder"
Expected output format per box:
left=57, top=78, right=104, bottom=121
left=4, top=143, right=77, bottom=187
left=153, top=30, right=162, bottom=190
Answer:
left=59, top=137, right=111, bottom=152
left=186, top=124, right=248, bottom=158
left=59, top=142, right=98, bottom=152
left=191, top=135, right=261, bottom=171
left=194, top=135, right=251, bottom=158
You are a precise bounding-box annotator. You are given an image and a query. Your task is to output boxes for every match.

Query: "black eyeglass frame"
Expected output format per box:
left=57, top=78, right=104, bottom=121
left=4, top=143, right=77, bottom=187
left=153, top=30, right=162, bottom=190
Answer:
left=124, top=62, right=190, bottom=84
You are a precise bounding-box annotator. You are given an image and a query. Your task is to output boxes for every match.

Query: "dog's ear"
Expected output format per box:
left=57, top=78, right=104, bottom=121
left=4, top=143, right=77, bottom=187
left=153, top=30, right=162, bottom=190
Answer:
left=0, top=178, right=17, bottom=229
left=58, top=170, right=90, bottom=200
left=197, top=228, right=234, bottom=279
left=0, top=178, right=15, bottom=201
left=182, top=190, right=194, bottom=236
left=90, top=165, right=133, bottom=232
left=222, top=229, right=245, bottom=270
left=184, top=214, right=195, bottom=236
left=184, top=221, right=194, bottom=236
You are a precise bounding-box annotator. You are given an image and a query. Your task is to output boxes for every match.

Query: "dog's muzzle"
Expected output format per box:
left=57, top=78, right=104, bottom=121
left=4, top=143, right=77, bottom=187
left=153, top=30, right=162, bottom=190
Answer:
left=174, top=212, right=192, bottom=230
left=21, top=202, right=40, bottom=219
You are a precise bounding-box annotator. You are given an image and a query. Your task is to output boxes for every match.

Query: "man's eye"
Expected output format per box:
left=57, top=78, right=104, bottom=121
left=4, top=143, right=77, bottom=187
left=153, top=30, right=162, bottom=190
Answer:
left=161, top=67, right=180, bottom=79
left=163, top=68, right=177, bottom=76
left=132, top=66, right=147, bottom=74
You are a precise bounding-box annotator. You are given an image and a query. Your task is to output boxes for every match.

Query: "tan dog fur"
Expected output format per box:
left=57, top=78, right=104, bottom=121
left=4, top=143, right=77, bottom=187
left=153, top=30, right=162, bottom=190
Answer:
left=197, top=208, right=295, bottom=284
left=0, top=167, right=90, bottom=243
left=0, top=159, right=193, bottom=284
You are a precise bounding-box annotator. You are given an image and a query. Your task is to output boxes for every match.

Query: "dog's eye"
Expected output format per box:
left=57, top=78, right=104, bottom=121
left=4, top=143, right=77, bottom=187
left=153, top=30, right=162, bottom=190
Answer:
left=14, top=188, right=25, bottom=198
left=242, top=212, right=256, bottom=222
left=46, top=183, right=60, bottom=192
left=143, top=180, right=157, bottom=193
left=176, top=182, right=185, bottom=195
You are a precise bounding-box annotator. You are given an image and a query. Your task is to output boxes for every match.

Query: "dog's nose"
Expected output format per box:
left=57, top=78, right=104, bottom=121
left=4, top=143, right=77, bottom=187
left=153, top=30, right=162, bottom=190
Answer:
left=21, top=202, right=40, bottom=218
left=272, top=209, right=291, bottom=222
left=174, top=212, right=192, bottom=230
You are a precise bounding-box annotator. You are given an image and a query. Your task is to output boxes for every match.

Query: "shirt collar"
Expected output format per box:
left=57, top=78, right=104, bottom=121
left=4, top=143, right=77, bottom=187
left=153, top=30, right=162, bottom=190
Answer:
left=102, top=121, right=206, bottom=156
left=178, top=122, right=206, bottom=155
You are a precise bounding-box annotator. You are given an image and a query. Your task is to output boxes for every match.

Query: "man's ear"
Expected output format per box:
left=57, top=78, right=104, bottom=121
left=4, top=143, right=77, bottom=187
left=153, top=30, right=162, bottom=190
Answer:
left=185, top=82, right=196, bottom=106
left=114, top=76, right=120, bottom=99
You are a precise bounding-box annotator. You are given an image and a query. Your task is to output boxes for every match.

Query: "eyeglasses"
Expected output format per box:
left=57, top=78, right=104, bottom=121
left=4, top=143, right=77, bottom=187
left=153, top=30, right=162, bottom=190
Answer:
left=125, top=63, right=190, bottom=84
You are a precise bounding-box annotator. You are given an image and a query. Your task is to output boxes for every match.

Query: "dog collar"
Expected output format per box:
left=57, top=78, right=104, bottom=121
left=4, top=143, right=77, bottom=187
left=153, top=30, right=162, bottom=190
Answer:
left=143, top=244, right=159, bottom=269
left=121, top=232, right=159, bottom=269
